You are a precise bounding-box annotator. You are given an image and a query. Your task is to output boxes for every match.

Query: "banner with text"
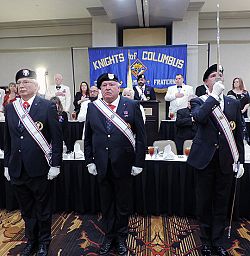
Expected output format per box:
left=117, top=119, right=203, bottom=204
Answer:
left=88, top=45, right=187, bottom=89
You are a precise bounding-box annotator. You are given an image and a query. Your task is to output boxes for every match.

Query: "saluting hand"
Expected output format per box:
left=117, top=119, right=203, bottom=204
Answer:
left=211, top=81, right=225, bottom=99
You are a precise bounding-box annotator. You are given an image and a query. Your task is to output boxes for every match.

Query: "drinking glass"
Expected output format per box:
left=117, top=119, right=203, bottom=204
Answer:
left=153, top=146, right=159, bottom=159
left=148, top=146, right=154, bottom=159
left=71, top=111, right=77, bottom=120
left=184, top=147, right=191, bottom=156
left=169, top=112, right=175, bottom=120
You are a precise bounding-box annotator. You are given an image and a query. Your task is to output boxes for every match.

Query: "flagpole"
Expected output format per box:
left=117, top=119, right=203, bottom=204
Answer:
left=127, top=50, right=133, bottom=89
left=216, top=4, right=221, bottom=78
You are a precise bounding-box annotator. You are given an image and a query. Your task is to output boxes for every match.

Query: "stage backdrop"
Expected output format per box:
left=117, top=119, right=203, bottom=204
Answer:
left=88, top=45, right=187, bottom=90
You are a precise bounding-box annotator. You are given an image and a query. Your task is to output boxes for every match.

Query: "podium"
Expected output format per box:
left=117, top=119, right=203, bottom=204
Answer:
left=140, top=100, right=159, bottom=146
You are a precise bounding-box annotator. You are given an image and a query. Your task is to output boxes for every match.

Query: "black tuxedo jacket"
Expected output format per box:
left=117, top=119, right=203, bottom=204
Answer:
left=187, top=96, right=244, bottom=172
left=133, top=85, right=156, bottom=100
left=195, top=84, right=207, bottom=97
left=4, top=96, right=63, bottom=178
left=176, top=107, right=197, bottom=139
left=84, top=96, right=146, bottom=179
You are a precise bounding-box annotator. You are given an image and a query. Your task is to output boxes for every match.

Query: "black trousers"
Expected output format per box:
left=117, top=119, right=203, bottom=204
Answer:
left=11, top=168, right=52, bottom=245
left=98, top=161, right=133, bottom=240
left=196, top=151, right=234, bottom=246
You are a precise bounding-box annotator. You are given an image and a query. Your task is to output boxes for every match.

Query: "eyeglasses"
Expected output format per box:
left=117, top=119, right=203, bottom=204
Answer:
left=16, top=80, right=32, bottom=85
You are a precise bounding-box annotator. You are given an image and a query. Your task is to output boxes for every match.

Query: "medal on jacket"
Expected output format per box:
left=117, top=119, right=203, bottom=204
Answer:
left=35, top=121, right=43, bottom=131
left=230, top=121, right=236, bottom=130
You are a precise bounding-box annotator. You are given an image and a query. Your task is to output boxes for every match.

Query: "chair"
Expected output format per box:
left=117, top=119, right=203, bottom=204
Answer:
left=74, top=139, right=84, bottom=152
left=153, top=140, right=177, bottom=155
left=183, top=140, right=193, bottom=155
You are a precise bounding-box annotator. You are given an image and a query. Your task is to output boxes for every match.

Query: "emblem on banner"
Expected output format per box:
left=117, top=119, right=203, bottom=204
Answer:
left=35, top=121, right=44, bottom=131
left=131, top=59, right=147, bottom=78
left=230, top=121, right=236, bottom=130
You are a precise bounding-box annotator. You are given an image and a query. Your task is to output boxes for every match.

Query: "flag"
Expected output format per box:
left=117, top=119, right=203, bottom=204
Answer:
left=126, top=51, right=133, bottom=89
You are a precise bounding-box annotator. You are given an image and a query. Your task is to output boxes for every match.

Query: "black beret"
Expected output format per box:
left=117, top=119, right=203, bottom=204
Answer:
left=203, top=64, right=224, bottom=82
left=15, top=69, right=37, bottom=83
left=137, top=74, right=146, bottom=81
left=96, top=73, right=118, bottom=89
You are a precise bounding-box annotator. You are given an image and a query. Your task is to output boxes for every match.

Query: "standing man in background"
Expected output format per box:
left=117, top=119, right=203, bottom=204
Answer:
left=175, top=95, right=197, bottom=154
left=84, top=73, right=146, bottom=255
left=165, top=74, right=193, bottom=116
left=4, top=69, right=63, bottom=256
left=45, top=73, right=71, bottom=112
left=187, top=64, right=244, bottom=256
left=195, top=83, right=208, bottom=97
left=133, top=74, right=156, bottom=101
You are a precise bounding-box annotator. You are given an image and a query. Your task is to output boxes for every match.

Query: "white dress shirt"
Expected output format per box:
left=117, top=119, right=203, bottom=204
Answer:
left=165, top=83, right=194, bottom=114
left=45, top=84, right=71, bottom=112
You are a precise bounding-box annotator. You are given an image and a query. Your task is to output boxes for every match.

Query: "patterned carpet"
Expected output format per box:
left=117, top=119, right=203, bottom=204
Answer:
left=0, top=210, right=249, bottom=256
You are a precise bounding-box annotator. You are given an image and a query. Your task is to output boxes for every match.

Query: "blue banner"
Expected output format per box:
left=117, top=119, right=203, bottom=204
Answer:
left=88, top=45, right=187, bottom=89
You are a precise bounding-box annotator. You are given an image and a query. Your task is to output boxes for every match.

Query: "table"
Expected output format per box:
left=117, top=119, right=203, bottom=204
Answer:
left=67, top=121, right=84, bottom=151
left=158, top=120, right=176, bottom=141
left=1, top=158, right=249, bottom=218
left=0, top=121, right=84, bottom=152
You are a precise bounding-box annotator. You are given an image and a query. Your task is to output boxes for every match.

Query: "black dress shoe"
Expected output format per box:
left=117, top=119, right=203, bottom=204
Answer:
left=200, top=245, right=212, bottom=256
left=20, top=242, right=37, bottom=256
left=36, top=244, right=49, bottom=256
left=99, top=238, right=113, bottom=255
left=213, top=246, right=229, bottom=256
left=116, top=239, right=128, bottom=255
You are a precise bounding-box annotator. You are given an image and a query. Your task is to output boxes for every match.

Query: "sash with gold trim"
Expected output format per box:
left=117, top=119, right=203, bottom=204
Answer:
left=13, top=99, right=52, bottom=165
left=93, top=99, right=135, bottom=150
left=200, top=95, right=239, bottom=168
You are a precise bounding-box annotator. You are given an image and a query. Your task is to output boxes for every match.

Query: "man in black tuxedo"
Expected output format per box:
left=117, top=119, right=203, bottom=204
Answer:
left=133, top=74, right=156, bottom=100
left=4, top=69, right=63, bottom=256
left=84, top=73, right=146, bottom=255
left=195, top=84, right=208, bottom=97
left=175, top=95, right=197, bottom=154
left=187, top=64, right=245, bottom=256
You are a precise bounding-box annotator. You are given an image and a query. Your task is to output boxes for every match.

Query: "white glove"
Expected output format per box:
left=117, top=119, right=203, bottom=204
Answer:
left=87, top=163, right=97, bottom=175
left=140, top=94, right=147, bottom=101
left=4, top=167, right=10, bottom=181
left=211, top=81, right=225, bottom=100
left=131, top=166, right=143, bottom=176
left=236, top=164, right=245, bottom=179
left=47, top=167, right=60, bottom=180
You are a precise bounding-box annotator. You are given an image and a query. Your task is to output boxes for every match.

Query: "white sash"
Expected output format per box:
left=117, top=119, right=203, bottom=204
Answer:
left=13, top=99, right=52, bottom=165
left=93, top=99, right=136, bottom=150
left=135, top=86, right=146, bottom=100
left=200, top=95, right=239, bottom=164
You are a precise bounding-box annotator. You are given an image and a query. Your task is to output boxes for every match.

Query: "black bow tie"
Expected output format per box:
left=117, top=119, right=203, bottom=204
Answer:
left=56, top=85, right=61, bottom=90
